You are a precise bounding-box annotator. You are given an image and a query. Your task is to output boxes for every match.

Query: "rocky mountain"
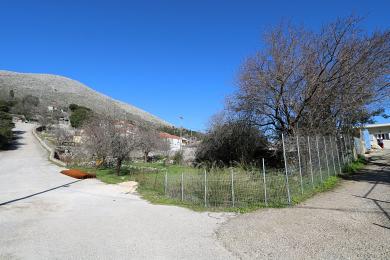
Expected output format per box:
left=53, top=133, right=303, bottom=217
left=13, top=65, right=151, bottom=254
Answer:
left=0, top=70, right=171, bottom=126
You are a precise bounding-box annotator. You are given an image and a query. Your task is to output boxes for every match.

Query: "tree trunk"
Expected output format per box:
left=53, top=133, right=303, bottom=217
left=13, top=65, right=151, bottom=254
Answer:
left=144, top=151, right=149, bottom=162
left=116, top=158, right=122, bottom=176
left=96, top=156, right=106, bottom=169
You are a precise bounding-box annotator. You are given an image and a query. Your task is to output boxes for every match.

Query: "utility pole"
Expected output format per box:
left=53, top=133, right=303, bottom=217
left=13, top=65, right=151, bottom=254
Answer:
left=179, top=116, right=184, bottom=151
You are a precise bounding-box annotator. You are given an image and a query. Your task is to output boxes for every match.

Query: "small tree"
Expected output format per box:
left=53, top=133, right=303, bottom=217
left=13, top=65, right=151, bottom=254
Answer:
left=20, top=95, right=40, bottom=119
left=83, top=116, right=138, bottom=175
left=54, top=127, right=73, bottom=146
left=83, top=116, right=113, bottom=167
left=107, top=121, right=138, bottom=175
left=159, top=138, right=171, bottom=161
left=137, top=127, right=164, bottom=162
left=172, top=150, right=184, bottom=165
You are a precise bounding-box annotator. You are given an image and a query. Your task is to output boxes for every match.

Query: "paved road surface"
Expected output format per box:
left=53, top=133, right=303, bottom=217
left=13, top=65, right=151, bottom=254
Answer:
left=218, top=150, right=390, bottom=259
left=0, top=123, right=234, bottom=259
left=2, top=123, right=389, bottom=259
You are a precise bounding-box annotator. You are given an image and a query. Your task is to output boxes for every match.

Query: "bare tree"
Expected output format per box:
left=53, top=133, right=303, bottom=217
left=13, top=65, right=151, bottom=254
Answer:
left=36, top=106, right=59, bottom=127
left=107, top=120, right=138, bottom=175
left=83, top=115, right=112, bottom=167
left=137, top=127, right=164, bottom=162
left=83, top=115, right=139, bottom=175
left=54, top=127, right=73, bottom=146
left=158, top=138, right=171, bottom=159
left=229, top=16, right=390, bottom=137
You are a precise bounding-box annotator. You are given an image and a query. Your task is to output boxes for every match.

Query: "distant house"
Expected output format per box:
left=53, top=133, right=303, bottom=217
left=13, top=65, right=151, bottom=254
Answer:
left=159, top=132, right=184, bottom=151
left=73, top=131, right=83, bottom=144
left=363, top=123, right=390, bottom=149
left=58, top=117, right=70, bottom=126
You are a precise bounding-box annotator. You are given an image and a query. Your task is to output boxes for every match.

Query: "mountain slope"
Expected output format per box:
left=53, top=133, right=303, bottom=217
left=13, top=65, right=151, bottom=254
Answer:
left=0, top=70, right=171, bottom=126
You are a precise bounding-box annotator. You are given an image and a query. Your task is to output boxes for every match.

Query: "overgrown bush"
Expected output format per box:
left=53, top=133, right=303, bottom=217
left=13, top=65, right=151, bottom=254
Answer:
left=342, top=156, right=367, bottom=174
left=173, top=150, right=184, bottom=165
left=0, top=100, right=15, bottom=149
left=69, top=104, right=93, bottom=128
left=195, top=119, right=274, bottom=166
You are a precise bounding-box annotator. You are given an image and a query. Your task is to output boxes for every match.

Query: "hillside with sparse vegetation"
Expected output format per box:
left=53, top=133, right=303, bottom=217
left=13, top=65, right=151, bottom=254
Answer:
left=0, top=70, right=171, bottom=127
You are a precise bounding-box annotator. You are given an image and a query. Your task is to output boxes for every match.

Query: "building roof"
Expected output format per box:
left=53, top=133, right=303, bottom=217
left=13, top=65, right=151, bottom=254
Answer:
left=159, top=132, right=181, bottom=140
left=363, top=123, right=390, bottom=129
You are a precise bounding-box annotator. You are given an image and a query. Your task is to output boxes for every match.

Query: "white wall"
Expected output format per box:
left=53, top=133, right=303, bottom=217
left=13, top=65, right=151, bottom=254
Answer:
left=167, top=138, right=182, bottom=151
left=368, top=126, right=390, bottom=149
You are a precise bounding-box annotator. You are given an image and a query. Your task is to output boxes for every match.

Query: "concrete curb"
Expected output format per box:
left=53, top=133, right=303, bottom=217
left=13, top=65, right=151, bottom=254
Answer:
left=32, top=126, right=67, bottom=167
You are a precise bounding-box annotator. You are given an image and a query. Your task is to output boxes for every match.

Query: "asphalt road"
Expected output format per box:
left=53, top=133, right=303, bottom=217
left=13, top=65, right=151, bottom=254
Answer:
left=0, top=123, right=234, bottom=259
left=2, top=123, right=389, bottom=259
left=218, top=149, right=390, bottom=259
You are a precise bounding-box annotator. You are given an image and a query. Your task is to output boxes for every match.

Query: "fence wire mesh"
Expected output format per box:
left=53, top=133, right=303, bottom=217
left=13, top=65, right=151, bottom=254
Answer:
left=142, top=133, right=357, bottom=208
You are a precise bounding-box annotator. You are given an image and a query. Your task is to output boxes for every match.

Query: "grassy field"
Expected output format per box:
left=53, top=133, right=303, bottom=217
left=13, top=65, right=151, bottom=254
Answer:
left=69, top=157, right=365, bottom=212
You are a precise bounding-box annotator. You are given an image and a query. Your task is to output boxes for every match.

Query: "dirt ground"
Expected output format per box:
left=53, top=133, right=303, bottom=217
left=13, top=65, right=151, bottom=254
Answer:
left=217, top=150, right=390, bottom=259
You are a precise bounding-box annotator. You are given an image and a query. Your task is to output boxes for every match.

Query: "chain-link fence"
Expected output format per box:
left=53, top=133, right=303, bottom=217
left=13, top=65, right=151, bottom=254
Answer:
left=138, top=134, right=357, bottom=208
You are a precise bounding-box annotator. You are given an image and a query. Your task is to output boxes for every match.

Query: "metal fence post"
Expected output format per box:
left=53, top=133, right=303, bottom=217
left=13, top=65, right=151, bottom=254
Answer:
left=335, top=137, right=342, bottom=174
left=262, top=158, right=268, bottom=206
left=296, top=135, right=304, bottom=195
left=181, top=172, right=184, bottom=201
left=230, top=168, right=235, bottom=207
left=329, top=136, right=337, bottom=176
left=164, top=171, right=168, bottom=195
left=204, top=169, right=207, bottom=207
left=308, top=136, right=314, bottom=189
left=323, top=136, right=330, bottom=177
left=316, top=136, right=323, bottom=183
left=282, top=133, right=291, bottom=205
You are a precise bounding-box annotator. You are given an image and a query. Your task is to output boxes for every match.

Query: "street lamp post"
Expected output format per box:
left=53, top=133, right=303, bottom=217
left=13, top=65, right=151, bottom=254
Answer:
left=179, top=116, right=184, bottom=151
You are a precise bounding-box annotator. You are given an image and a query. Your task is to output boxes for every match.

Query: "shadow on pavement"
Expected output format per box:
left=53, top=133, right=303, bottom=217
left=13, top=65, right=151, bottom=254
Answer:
left=0, top=180, right=82, bottom=206
left=1, top=130, right=27, bottom=151
left=346, top=152, right=390, bottom=229
left=340, top=158, right=390, bottom=185
left=299, top=152, right=390, bottom=230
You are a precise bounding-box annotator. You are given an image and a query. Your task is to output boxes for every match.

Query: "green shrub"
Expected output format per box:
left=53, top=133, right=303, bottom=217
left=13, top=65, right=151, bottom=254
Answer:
left=173, top=151, right=184, bottom=165
left=69, top=104, right=92, bottom=128
left=0, top=100, right=15, bottom=149
left=195, top=120, right=275, bottom=167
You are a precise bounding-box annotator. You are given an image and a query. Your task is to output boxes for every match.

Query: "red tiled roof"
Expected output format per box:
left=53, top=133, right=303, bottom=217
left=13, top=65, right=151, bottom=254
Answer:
left=159, top=132, right=181, bottom=140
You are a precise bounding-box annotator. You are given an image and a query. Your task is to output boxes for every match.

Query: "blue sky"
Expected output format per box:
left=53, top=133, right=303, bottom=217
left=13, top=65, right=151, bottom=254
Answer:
left=0, top=0, right=389, bottom=130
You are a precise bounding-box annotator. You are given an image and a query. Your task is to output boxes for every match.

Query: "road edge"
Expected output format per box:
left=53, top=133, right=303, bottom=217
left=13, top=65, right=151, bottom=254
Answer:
left=31, top=125, right=67, bottom=167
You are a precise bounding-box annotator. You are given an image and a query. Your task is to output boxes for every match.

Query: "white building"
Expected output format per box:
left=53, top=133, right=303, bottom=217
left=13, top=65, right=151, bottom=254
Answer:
left=159, top=132, right=184, bottom=152
left=363, top=123, right=390, bottom=149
